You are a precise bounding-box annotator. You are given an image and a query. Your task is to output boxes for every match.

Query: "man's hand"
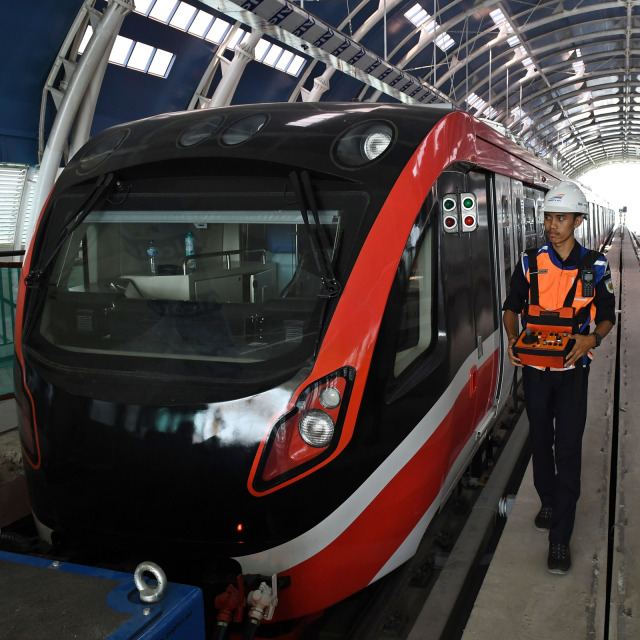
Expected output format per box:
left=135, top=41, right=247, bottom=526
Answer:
left=564, top=333, right=595, bottom=368
left=507, top=336, right=523, bottom=367
left=503, top=310, right=523, bottom=367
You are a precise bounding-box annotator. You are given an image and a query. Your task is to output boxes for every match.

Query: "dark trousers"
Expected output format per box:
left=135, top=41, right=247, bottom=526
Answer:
left=523, top=365, right=590, bottom=545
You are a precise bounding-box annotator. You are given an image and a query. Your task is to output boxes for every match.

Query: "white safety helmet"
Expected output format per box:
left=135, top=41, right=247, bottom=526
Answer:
left=544, top=181, right=589, bottom=216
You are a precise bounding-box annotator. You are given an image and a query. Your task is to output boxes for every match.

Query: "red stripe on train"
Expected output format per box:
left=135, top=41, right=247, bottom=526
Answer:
left=269, top=350, right=499, bottom=620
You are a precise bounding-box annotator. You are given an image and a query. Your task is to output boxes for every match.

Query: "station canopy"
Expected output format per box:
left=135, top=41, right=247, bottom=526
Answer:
left=10, top=0, right=640, bottom=180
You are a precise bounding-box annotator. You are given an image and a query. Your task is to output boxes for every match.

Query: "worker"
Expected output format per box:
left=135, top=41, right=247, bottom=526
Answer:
left=502, top=181, right=616, bottom=575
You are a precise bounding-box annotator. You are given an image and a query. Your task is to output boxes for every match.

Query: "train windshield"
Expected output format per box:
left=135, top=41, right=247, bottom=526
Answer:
left=32, top=173, right=367, bottom=388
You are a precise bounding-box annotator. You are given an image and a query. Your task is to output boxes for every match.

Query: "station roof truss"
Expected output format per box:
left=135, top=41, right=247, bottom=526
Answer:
left=196, top=0, right=640, bottom=178
left=29, top=0, right=640, bottom=181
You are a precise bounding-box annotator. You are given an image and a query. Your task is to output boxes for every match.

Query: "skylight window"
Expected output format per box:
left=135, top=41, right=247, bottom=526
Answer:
left=568, top=112, right=592, bottom=124
left=489, top=9, right=504, bottom=24
left=594, top=106, right=620, bottom=116
left=435, top=32, right=456, bottom=51
left=593, top=98, right=619, bottom=108
left=255, top=39, right=270, bottom=61
left=138, top=0, right=307, bottom=78
left=491, top=10, right=534, bottom=71
left=275, top=51, right=295, bottom=72
left=483, top=105, right=498, bottom=119
left=570, top=49, right=584, bottom=75
left=263, top=44, right=282, bottom=67
left=148, top=48, right=174, bottom=77
left=188, top=11, right=215, bottom=37
left=170, top=3, right=196, bottom=30
left=287, top=57, right=306, bottom=76
left=79, top=26, right=175, bottom=78
left=127, top=42, right=155, bottom=71
left=466, top=93, right=486, bottom=113
left=205, top=19, right=232, bottom=44
left=133, top=0, right=155, bottom=15
left=149, top=0, right=178, bottom=23
left=404, top=3, right=456, bottom=52
left=225, top=29, right=246, bottom=51
left=108, top=36, right=134, bottom=66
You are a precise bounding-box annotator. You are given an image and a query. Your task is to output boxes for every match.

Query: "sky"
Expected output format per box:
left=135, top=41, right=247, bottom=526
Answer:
left=579, top=164, right=640, bottom=232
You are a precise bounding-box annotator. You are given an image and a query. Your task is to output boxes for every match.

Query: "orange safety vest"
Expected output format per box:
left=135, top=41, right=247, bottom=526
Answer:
left=516, top=245, right=600, bottom=369
left=524, top=246, right=598, bottom=333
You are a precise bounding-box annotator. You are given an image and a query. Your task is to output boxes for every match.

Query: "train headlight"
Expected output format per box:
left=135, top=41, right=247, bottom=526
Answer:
left=299, top=410, right=335, bottom=447
left=221, top=114, right=268, bottom=146
left=334, top=121, right=395, bottom=167
left=251, top=367, right=356, bottom=494
left=77, top=129, right=129, bottom=175
left=319, top=386, right=341, bottom=409
left=362, top=129, right=393, bottom=161
left=178, top=116, right=225, bottom=147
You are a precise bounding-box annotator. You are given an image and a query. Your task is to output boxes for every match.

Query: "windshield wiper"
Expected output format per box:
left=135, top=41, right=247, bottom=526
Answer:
left=25, top=173, right=116, bottom=288
left=289, top=170, right=341, bottom=298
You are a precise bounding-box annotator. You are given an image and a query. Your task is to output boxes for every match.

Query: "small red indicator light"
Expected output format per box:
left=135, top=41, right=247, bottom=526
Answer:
left=445, top=217, right=456, bottom=228
left=237, top=524, right=243, bottom=533
left=464, top=216, right=475, bottom=227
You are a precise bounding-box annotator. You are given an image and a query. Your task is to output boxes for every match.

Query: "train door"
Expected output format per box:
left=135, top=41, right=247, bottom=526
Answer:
left=439, top=168, right=499, bottom=457
left=492, top=173, right=516, bottom=412
left=467, top=171, right=500, bottom=431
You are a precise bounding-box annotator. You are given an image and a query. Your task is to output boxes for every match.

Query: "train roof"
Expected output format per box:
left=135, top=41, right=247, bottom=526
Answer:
left=58, top=102, right=568, bottom=194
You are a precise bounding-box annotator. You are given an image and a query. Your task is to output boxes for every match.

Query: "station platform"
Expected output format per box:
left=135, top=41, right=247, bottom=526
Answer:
left=459, top=227, right=637, bottom=640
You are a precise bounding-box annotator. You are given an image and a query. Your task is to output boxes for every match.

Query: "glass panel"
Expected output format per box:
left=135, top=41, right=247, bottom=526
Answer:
left=36, top=174, right=366, bottom=384
left=263, top=45, right=282, bottom=67
left=169, top=2, right=196, bottom=30
left=0, top=265, right=21, bottom=396
left=502, top=194, right=512, bottom=289
left=254, top=39, right=270, bottom=62
left=287, top=56, right=306, bottom=77
left=133, top=0, right=154, bottom=15
left=127, top=42, right=154, bottom=71
left=188, top=11, right=214, bottom=37
left=205, top=19, right=231, bottom=44
left=148, top=49, right=174, bottom=77
left=275, top=51, right=294, bottom=72
left=149, top=0, right=179, bottom=23
left=109, top=36, right=135, bottom=66
left=394, top=227, right=434, bottom=376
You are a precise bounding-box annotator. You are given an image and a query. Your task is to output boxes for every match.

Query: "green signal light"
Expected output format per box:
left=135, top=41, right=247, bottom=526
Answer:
left=463, top=198, right=474, bottom=209
left=444, top=199, right=456, bottom=211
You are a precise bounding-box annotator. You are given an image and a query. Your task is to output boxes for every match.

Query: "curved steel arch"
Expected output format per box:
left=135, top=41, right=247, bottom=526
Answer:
left=429, top=0, right=638, bottom=175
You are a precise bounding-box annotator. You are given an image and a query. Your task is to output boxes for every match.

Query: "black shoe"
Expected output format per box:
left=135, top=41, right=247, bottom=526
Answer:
left=534, top=506, right=553, bottom=532
left=548, top=543, right=571, bottom=575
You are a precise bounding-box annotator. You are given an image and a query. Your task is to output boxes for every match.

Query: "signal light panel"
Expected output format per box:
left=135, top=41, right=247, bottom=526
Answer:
left=442, top=193, right=477, bottom=233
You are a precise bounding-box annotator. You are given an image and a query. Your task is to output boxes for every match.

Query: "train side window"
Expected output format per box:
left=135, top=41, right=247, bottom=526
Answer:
left=501, top=195, right=512, bottom=287
left=524, top=199, right=536, bottom=249
left=393, top=226, right=434, bottom=377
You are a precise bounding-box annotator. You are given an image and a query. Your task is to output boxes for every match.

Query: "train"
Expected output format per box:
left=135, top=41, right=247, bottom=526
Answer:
left=15, top=102, right=614, bottom=631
